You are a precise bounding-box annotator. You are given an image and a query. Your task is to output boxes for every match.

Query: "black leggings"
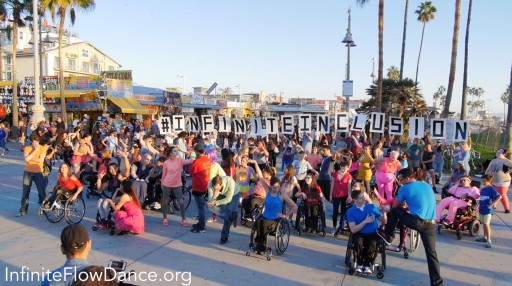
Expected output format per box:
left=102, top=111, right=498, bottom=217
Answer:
left=255, top=218, right=278, bottom=250
left=242, top=195, right=264, bottom=217
left=332, top=196, right=348, bottom=228
left=353, top=232, right=379, bottom=266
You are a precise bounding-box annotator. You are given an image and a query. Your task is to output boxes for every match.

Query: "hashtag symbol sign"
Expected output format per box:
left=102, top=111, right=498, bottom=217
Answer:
left=159, top=117, right=171, bottom=134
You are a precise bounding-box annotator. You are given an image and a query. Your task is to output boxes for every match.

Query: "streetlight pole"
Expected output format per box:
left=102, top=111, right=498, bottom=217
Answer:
left=177, top=74, right=185, bottom=95
left=30, top=0, right=45, bottom=124
left=342, top=8, right=356, bottom=112
left=236, top=85, right=242, bottom=102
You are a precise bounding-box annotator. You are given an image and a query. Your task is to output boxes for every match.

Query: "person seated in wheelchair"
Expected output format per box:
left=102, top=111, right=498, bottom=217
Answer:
left=43, top=163, right=83, bottom=209
left=347, top=190, right=387, bottom=275
left=442, top=161, right=468, bottom=197
left=254, top=177, right=297, bottom=254
left=295, top=173, right=324, bottom=233
left=436, top=175, right=480, bottom=225
left=242, top=166, right=277, bottom=221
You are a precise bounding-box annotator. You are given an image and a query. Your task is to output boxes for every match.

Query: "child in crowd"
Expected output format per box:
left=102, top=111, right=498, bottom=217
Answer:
left=476, top=174, right=502, bottom=248
left=330, top=161, right=352, bottom=235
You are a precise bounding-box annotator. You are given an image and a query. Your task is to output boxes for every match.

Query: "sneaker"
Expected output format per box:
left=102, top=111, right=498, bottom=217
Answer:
left=475, top=237, right=488, bottom=243
left=363, top=266, right=373, bottom=275
left=505, top=210, right=510, bottom=214
left=191, top=227, right=206, bottom=233
left=15, top=212, right=26, bottom=217
left=485, top=241, right=492, bottom=248
left=377, top=230, right=393, bottom=245
left=181, top=220, right=189, bottom=227
left=162, top=219, right=168, bottom=226
left=207, top=217, right=216, bottom=223
left=220, top=237, right=228, bottom=244
left=355, top=265, right=363, bottom=274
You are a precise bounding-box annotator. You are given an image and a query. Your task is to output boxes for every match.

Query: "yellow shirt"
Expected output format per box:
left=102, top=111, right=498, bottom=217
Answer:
left=357, top=153, right=373, bottom=181
left=24, top=145, right=48, bottom=173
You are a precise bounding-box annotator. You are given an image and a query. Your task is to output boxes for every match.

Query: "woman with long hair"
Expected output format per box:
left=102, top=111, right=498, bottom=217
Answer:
left=280, top=164, right=301, bottom=220
left=220, top=148, right=235, bottom=178
left=296, top=173, right=324, bottom=233
left=42, top=163, right=83, bottom=211
left=242, top=165, right=276, bottom=220
left=107, top=180, right=145, bottom=235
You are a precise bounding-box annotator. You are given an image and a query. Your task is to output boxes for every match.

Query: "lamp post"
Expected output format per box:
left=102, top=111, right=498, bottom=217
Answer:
left=30, top=0, right=45, bottom=124
left=177, top=74, right=185, bottom=95
left=342, top=8, right=356, bottom=112
left=236, top=85, right=242, bottom=102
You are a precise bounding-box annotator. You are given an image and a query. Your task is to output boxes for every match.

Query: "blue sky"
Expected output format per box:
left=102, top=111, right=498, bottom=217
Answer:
left=59, top=0, right=510, bottom=117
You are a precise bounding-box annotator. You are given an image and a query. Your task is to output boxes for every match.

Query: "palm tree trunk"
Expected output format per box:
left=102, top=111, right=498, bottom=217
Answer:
left=415, top=23, right=426, bottom=84
left=442, top=0, right=461, bottom=118
left=376, top=0, right=384, bottom=112
left=12, top=24, right=18, bottom=128
left=399, top=0, right=409, bottom=82
left=58, top=8, right=67, bottom=128
left=460, top=0, right=473, bottom=120
left=507, top=65, right=512, bottom=158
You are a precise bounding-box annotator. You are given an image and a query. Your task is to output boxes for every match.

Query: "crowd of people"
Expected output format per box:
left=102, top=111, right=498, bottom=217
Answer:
left=6, top=115, right=512, bottom=286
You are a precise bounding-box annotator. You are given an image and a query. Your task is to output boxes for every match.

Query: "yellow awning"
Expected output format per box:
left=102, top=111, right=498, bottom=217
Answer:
left=44, top=90, right=95, bottom=98
left=108, top=96, right=149, bottom=114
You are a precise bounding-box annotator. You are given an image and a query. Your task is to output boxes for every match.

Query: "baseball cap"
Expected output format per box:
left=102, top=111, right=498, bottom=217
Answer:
left=61, top=224, right=89, bottom=252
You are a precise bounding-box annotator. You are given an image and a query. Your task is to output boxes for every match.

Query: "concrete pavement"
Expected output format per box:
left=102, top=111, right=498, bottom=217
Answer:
left=0, top=141, right=511, bottom=286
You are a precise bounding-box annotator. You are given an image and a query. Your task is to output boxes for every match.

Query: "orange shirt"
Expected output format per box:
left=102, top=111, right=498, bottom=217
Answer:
left=24, top=145, right=48, bottom=173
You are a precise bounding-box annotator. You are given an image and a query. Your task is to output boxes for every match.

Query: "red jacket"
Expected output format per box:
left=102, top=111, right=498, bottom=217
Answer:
left=188, top=155, right=211, bottom=193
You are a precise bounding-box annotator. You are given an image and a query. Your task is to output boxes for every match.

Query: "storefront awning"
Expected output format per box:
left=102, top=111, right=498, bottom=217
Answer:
left=44, top=90, right=95, bottom=98
left=108, top=96, right=149, bottom=114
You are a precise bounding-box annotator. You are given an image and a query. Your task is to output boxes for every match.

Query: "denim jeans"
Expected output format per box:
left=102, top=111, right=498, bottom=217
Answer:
left=220, top=192, right=241, bottom=240
left=193, top=192, right=206, bottom=229
left=433, top=161, right=444, bottom=182
left=385, top=207, right=443, bottom=286
left=21, top=171, right=47, bottom=213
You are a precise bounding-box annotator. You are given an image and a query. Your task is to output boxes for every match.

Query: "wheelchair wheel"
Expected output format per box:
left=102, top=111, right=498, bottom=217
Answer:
left=274, top=219, right=290, bottom=255
left=345, top=233, right=354, bottom=267
left=44, top=192, right=66, bottom=223
left=65, top=196, right=86, bottom=224
left=409, top=229, right=421, bottom=253
left=172, top=188, right=192, bottom=211
left=468, top=219, right=480, bottom=237
left=380, top=239, right=387, bottom=271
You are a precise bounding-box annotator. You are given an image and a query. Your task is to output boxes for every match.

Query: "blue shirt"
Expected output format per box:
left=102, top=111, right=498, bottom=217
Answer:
left=263, top=193, right=283, bottom=220
left=41, top=258, right=89, bottom=286
left=479, top=186, right=501, bottom=215
left=318, top=156, right=334, bottom=180
left=397, top=181, right=436, bottom=220
left=347, top=204, right=382, bottom=234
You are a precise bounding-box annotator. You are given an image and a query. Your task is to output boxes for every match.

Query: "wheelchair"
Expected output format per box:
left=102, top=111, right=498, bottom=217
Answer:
left=92, top=209, right=116, bottom=236
left=438, top=200, right=480, bottom=240
left=246, top=216, right=291, bottom=261
left=39, top=186, right=86, bottom=225
left=386, top=226, right=421, bottom=259
left=345, top=231, right=386, bottom=279
left=240, top=195, right=264, bottom=227
left=295, top=201, right=326, bottom=237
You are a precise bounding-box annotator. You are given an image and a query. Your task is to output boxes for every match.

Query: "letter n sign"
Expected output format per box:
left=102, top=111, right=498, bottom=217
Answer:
left=453, top=120, right=469, bottom=142
left=370, top=112, right=385, bottom=133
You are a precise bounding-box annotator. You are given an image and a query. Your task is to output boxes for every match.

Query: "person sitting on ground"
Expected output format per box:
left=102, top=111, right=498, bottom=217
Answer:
left=347, top=189, right=387, bottom=275
left=107, top=180, right=145, bottom=235
left=42, top=224, right=91, bottom=286
left=254, top=176, right=297, bottom=254
left=436, top=175, right=480, bottom=225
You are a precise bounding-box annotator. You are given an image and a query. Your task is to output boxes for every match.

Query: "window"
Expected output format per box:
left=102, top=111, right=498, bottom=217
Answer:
left=108, top=66, right=114, bottom=71
left=67, top=58, right=76, bottom=70
left=19, top=32, right=23, bottom=40
left=82, top=62, right=89, bottom=73
left=82, top=49, right=89, bottom=57
left=54, top=56, right=59, bottom=69
left=6, top=55, right=11, bottom=64
left=93, top=62, right=99, bottom=74
left=6, top=72, right=12, bottom=80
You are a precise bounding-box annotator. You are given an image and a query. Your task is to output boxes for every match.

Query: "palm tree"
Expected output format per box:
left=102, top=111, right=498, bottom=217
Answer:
left=399, top=0, right=409, bottom=81
left=1, top=0, right=30, bottom=128
left=387, top=66, right=400, bottom=81
left=41, top=0, right=95, bottom=128
left=442, top=0, right=461, bottom=118
left=414, top=1, right=437, bottom=84
left=501, top=85, right=510, bottom=125
left=358, top=0, right=384, bottom=112
left=460, top=0, right=473, bottom=119
left=218, top=87, right=233, bottom=99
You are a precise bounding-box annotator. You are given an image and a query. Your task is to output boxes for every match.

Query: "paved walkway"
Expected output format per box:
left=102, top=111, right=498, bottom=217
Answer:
left=0, top=142, right=511, bottom=286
